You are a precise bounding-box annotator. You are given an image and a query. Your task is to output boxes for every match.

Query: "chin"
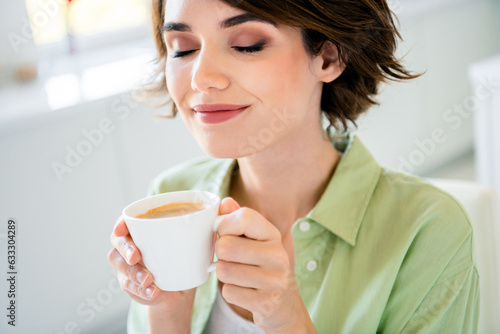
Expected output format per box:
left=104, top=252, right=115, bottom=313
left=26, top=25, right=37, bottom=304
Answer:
left=191, top=126, right=258, bottom=160
left=198, top=144, right=249, bottom=160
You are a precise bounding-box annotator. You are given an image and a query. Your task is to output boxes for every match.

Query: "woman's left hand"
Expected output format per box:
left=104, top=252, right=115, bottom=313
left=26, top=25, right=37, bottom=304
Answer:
left=216, top=197, right=317, bottom=334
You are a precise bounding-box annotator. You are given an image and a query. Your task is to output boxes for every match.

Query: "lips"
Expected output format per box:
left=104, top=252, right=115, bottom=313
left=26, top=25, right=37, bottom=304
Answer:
left=192, top=104, right=249, bottom=112
left=192, top=104, right=249, bottom=124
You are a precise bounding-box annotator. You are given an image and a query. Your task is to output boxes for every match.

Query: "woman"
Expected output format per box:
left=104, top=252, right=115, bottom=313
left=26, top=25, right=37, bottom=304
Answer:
left=108, top=0, right=479, bottom=333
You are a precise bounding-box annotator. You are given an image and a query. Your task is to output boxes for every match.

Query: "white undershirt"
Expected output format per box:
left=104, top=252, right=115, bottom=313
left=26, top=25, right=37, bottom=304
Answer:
left=203, top=285, right=265, bottom=334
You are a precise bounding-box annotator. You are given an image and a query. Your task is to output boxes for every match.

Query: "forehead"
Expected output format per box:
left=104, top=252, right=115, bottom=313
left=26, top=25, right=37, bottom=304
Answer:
left=164, top=0, right=242, bottom=22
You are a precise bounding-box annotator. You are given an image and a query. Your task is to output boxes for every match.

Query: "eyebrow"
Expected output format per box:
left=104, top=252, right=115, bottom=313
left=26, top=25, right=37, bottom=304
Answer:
left=161, top=13, right=277, bottom=34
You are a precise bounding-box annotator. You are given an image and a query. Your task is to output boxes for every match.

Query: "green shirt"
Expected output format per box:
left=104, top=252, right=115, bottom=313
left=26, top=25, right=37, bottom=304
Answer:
left=127, top=131, right=479, bottom=334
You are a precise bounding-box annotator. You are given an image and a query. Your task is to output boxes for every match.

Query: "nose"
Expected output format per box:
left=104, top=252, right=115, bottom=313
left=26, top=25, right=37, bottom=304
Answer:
left=190, top=47, right=230, bottom=92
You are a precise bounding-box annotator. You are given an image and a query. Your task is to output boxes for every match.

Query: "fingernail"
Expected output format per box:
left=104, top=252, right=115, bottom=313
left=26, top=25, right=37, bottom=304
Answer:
left=125, top=246, right=134, bottom=262
left=146, top=286, right=156, bottom=298
left=137, top=271, right=149, bottom=286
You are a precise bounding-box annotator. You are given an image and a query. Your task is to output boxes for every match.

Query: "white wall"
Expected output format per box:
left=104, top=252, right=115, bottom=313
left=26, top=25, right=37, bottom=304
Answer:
left=357, top=0, right=500, bottom=176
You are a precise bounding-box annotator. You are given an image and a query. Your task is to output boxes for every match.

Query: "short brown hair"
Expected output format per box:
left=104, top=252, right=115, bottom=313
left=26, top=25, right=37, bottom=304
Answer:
left=149, top=0, right=420, bottom=131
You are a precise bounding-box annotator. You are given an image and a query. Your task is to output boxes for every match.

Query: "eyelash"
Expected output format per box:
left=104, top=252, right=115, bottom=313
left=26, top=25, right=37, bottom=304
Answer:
left=172, top=41, right=265, bottom=58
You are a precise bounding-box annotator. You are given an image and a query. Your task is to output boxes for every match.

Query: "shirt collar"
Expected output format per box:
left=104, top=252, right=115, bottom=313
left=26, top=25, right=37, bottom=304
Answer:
left=307, top=131, right=382, bottom=246
left=213, top=131, right=382, bottom=247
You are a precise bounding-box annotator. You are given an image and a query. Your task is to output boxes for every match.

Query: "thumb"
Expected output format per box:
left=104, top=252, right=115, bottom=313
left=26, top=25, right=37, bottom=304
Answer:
left=113, top=216, right=129, bottom=237
left=219, top=197, right=240, bottom=215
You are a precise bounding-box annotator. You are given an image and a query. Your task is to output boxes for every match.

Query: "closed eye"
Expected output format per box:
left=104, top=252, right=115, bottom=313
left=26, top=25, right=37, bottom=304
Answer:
left=233, top=41, right=265, bottom=54
left=172, top=41, right=266, bottom=58
left=172, top=50, right=196, bottom=58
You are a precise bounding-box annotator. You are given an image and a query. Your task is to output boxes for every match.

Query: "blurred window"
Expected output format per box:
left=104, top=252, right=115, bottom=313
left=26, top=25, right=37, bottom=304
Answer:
left=24, top=0, right=149, bottom=47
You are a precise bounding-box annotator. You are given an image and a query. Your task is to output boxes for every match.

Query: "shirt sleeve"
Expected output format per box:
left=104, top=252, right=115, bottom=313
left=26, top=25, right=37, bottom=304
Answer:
left=401, top=265, right=480, bottom=333
left=378, top=223, right=481, bottom=334
left=378, top=191, right=481, bottom=334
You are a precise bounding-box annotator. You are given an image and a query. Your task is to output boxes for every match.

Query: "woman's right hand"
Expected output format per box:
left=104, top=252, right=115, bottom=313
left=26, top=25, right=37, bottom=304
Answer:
left=107, top=217, right=197, bottom=317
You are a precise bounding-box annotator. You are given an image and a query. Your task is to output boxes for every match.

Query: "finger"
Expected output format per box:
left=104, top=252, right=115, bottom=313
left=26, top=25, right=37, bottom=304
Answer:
left=221, top=283, right=261, bottom=313
left=222, top=283, right=284, bottom=317
left=216, top=235, right=287, bottom=267
left=109, top=232, right=142, bottom=266
left=216, top=260, right=272, bottom=290
left=113, top=217, right=129, bottom=237
left=219, top=197, right=240, bottom=215
left=214, top=198, right=241, bottom=233
left=108, top=248, right=154, bottom=287
left=217, top=207, right=280, bottom=241
left=118, top=271, right=159, bottom=300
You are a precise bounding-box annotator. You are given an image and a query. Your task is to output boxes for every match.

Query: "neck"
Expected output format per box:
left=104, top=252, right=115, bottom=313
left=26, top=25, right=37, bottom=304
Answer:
left=229, top=122, right=341, bottom=237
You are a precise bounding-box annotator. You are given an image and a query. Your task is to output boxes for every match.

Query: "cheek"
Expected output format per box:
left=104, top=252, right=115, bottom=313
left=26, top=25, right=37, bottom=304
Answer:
left=165, top=61, right=189, bottom=104
left=243, top=51, right=312, bottom=118
left=237, top=58, right=286, bottom=110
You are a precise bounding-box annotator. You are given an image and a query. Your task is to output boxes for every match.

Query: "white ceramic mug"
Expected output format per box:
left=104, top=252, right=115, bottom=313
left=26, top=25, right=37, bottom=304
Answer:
left=122, top=190, right=223, bottom=291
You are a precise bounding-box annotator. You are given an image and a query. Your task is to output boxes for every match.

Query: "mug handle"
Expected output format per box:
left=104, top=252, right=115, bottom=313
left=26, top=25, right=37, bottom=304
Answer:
left=207, top=215, right=225, bottom=273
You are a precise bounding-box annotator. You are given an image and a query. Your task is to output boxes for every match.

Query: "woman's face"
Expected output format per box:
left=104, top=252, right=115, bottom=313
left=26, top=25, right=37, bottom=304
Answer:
left=163, top=0, right=335, bottom=158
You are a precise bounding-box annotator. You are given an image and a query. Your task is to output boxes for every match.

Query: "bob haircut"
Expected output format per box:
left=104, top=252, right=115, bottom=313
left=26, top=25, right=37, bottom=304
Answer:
left=149, top=0, right=419, bottom=131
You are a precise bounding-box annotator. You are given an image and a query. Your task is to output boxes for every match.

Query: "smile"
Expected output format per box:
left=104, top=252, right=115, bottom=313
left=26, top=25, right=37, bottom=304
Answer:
left=192, top=104, right=249, bottom=124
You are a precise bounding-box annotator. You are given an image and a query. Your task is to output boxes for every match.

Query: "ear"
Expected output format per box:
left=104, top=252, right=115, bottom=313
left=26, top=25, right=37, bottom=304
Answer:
left=315, top=41, right=345, bottom=83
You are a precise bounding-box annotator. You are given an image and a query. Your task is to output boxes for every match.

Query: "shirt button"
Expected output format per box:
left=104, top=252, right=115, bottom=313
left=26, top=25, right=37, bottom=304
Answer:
left=299, top=221, right=310, bottom=232
left=306, top=260, right=317, bottom=272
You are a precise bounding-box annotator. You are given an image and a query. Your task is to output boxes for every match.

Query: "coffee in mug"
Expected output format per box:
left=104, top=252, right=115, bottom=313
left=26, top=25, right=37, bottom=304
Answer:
left=122, top=190, right=223, bottom=291
left=135, top=202, right=208, bottom=219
